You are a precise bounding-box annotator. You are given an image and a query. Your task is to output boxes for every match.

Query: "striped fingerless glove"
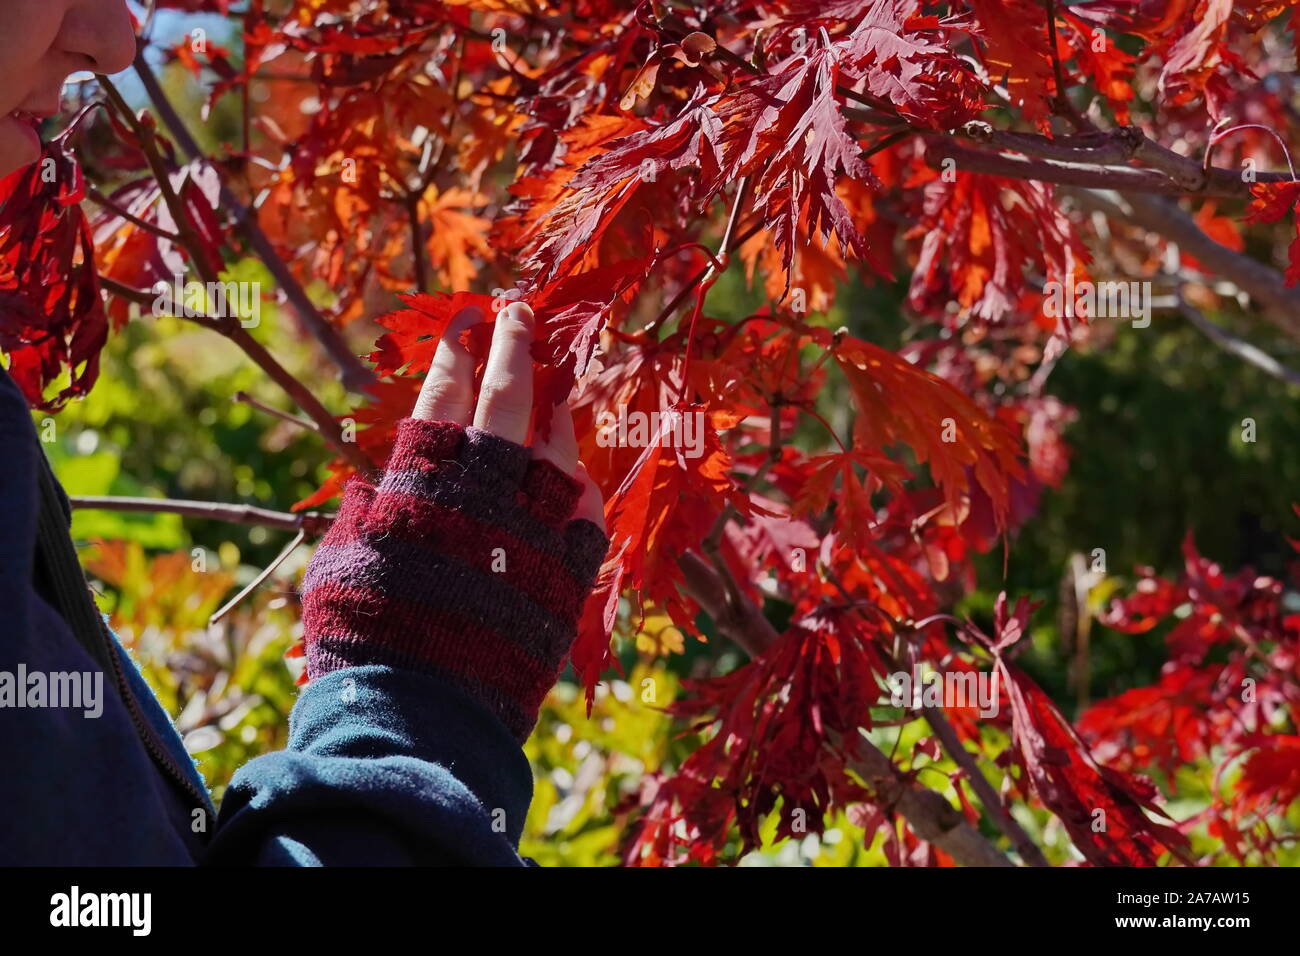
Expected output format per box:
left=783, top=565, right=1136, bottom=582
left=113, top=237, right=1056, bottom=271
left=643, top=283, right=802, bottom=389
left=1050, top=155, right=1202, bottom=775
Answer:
left=300, top=417, right=609, bottom=742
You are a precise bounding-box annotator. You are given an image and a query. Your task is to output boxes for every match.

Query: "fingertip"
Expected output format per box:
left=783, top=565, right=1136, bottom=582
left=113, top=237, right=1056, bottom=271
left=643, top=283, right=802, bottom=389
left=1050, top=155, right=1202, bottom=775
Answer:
left=452, top=304, right=485, bottom=326
left=412, top=305, right=482, bottom=423
left=500, top=301, right=534, bottom=330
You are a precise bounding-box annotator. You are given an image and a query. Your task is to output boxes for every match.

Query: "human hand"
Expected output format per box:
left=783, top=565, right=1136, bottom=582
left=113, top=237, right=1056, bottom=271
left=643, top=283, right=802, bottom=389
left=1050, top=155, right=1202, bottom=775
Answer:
left=411, top=300, right=605, bottom=530
left=300, top=299, right=609, bottom=742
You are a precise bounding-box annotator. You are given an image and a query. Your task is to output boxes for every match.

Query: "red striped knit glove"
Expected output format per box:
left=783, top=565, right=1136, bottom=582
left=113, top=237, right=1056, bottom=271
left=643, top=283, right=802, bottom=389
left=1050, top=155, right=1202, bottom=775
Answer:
left=300, top=417, right=609, bottom=742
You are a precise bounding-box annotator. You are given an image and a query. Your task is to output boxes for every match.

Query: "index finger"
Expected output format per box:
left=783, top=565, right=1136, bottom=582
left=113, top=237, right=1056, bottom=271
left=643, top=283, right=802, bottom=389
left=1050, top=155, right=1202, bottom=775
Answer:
left=412, top=305, right=482, bottom=423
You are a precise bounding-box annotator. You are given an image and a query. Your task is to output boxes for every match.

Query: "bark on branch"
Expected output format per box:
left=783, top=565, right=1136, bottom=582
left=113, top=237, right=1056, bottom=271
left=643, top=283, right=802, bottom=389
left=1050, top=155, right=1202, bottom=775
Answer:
left=928, top=141, right=1264, bottom=196
left=1178, top=299, right=1300, bottom=387
left=938, top=123, right=1292, bottom=196
left=68, top=495, right=335, bottom=536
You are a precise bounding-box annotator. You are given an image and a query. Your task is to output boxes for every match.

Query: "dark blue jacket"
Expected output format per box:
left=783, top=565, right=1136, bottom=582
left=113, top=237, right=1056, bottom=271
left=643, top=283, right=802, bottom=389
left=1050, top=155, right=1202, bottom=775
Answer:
left=0, top=368, right=532, bottom=865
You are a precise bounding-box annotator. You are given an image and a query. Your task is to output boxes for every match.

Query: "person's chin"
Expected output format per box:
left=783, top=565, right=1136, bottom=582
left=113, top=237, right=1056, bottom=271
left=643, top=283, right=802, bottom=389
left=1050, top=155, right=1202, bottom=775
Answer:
left=0, top=116, right=42, bottom=179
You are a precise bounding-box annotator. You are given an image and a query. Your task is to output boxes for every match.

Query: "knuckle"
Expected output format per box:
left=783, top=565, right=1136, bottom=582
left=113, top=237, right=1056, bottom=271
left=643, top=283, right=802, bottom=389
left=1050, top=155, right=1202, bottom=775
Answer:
left=488, top=330, right=530, bottom=356
left=478, top=378, right=526, bottom=413
left=418, top=377, right=472, bottom=410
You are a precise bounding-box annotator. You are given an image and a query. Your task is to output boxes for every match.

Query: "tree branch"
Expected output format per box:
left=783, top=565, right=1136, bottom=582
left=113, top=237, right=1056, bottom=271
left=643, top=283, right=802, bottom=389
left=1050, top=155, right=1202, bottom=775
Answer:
left=94, top=84, right=375, bottom=475
left=916, top=699, right=1049, bottom=866
left=931, top=142, right=1201, bottom=194
left=98, top=275, right=374, bottom=475
left=938, top=123, right=1292, bottom=195
left=1072, top=188, right=1300, bottom=342
left=1178, top=299, right=1300, bottom=387
left=406, top=192, right=430, bottom=294
left=127, top=49, right=376, bottom=392
left=822, top=569, right=1050, bottom=866
left=68, top=495, right=335, bottom=536
left=677, top=552, right=777, bottom=658
left=845, top=733, right=1016, bottom=867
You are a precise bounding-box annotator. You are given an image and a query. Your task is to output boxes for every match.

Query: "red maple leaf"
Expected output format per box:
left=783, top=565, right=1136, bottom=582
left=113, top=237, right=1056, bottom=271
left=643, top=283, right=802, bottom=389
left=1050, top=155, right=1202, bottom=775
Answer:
left=366, top=290, right=498, bottom=378
left=1246, top=180, right=1300, bottom=285
left=523, top=89, right=723, bottom=284
left=908, top=168, right=1089, bottom=325
left=1237, top=735, right=1300, bottom=817
left=826, top=329, right=1026, bottom=534
left=837, top=0, right=986, bottom=130
left=715, top=42, right=880, bottom=282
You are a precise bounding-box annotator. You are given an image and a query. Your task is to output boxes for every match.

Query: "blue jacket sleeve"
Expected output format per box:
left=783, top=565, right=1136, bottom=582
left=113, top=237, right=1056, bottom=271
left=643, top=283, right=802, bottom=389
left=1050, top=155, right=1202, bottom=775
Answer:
left=207, top=665, right=536, bottom=866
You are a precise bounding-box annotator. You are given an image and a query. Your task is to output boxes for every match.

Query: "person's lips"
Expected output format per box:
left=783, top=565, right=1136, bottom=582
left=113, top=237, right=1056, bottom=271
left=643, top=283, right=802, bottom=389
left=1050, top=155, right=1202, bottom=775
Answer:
left=17, top=104, right=59, bottom=120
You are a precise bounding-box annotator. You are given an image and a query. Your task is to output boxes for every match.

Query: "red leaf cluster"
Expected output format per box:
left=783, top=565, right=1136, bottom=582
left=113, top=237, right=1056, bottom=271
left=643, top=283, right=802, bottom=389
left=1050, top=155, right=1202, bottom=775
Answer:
left=1081, top=531, right=1300, bottom=863
left=0, top=139, right=108, bottom=410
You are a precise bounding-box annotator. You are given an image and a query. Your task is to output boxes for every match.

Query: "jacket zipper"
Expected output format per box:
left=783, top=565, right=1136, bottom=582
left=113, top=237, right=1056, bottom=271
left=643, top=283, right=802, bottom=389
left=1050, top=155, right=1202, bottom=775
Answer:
left=33, top=444, right=213, bottom=842
left=94, top=612, right=215, bottom=837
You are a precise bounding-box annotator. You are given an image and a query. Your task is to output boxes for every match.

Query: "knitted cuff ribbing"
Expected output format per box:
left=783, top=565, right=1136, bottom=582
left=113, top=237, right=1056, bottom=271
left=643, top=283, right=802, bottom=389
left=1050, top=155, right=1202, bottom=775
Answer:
left=300, top=418, right=609, bottom=742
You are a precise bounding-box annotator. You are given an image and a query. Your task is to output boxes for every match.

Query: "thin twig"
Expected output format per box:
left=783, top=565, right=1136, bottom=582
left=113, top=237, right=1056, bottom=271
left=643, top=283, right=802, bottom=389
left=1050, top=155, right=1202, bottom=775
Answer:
left=99, top=275, right=155, bottom=307
left=85, top=186, right=181, bottom=242
left=233, top=390, right=321, bottom=432
left=219, top=325, right=375, bottom=473
left=210, top=529, right=306, bottom=625
left=861, top=128, right=912, bottom=160
left=644, top=198, right=760, bottom=337
left=677, top=177, right=751, bottom=398
left=1043, top=0, right=1085, bottom=128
